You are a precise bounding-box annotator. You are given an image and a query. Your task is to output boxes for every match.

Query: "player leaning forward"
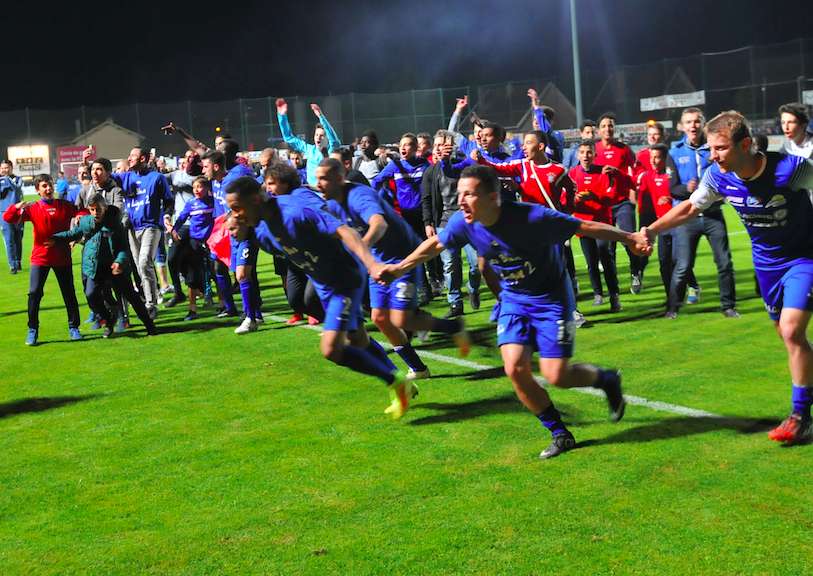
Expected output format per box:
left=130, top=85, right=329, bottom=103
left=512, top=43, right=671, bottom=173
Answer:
left=639, top=111, right=813, bottom=446
left=373, top=165, right=648, bottom=459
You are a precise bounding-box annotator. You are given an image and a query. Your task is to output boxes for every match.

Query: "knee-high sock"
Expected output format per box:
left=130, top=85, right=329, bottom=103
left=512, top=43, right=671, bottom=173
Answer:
left=335, top=346, right=396, bottom=385
left=239, top=280, right=256, bottom=320
left=215, top=274, right=236, bottom=312
left=393, top=343, right=427, bottom=372
left=366, top=338, right=397, bottom=372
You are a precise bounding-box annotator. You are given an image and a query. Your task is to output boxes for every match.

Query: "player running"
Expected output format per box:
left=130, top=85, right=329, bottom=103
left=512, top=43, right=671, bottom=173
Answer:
left=225, top=176, right=416, bottom=419
left=638, top=111, right=813, bottom=446
left=373, top=165, right=648, bottom=459
left=316, top=158, right=469, bottom=382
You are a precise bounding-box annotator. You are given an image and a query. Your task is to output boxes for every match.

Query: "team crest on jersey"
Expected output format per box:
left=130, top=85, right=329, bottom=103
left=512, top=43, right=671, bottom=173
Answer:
left=765, top=195, right=787, bottom=209
left=547, top=174, right=555, bottom=183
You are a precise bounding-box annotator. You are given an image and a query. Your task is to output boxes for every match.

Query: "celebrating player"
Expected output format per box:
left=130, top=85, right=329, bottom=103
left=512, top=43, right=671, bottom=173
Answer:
left=317, top=158, right=469, bottom=381
left=374, top=165, right=648, bottom=459
left=225, top=176, right=416, bottom=419
left=638, top=111, right=813, bottom=446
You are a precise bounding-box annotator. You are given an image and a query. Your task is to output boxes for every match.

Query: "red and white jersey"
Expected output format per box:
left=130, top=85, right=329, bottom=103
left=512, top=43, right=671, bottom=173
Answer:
left=637, top=168, right=674, bottom=220
left=566, top=165, right=613, bottom=224
left=479, top=157, right=567, bottom=210
left=594, top=140, right=635, bottom=206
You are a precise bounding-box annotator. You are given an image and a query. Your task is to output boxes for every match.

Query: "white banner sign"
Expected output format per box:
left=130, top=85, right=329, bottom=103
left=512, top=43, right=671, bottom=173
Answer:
left=640, top=90, right=706, bottom=112
left=802, top=90, right=813, bottom=106
left=8, top=145, right=50, bottom=177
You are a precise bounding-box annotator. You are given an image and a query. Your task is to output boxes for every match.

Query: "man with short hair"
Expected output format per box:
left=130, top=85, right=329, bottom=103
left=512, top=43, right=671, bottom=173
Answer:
left=668, top=107, right=738, bottom=318
left=276, top=99, right=341, bottom=185
left=254, top=148, right=278, bottom=184
left=226, top=176, right=417, bottom=419
left=594, top=112, right=642, bottom=294
left=352, top=131, right=387, bottom=181
left=374, top=164, right=646, bottom=459
left=473, top=130, right=586, bottom=310
left=566, top=140, right=618, bottom=308
left=422, top=130, right=481, bottom=317
left=0, top=159, right=24, bottom=273
left=778, top=102, right=813, bottom=158
left=109, top=146, right=174, bottom=318
left=638, top=110, right=813, bottom=446
left=635, top=122, right=667, bottom=174
left=318, top=157, right=466, bottom=382
left=416, top=132, right=433, bottom=161
left=563, top=120, right=596, bottom=170
left=3, top=174, right=83, bottom=345
left=329, top=147, right=369, bottom=185
left=263, top=163, right=324, bottom=324
left=636, top=143, right=676, bottom=305
left=528, top=88, right=565, bottom=163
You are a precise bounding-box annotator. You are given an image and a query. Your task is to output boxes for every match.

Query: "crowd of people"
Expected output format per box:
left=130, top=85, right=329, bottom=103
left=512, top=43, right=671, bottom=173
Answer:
left=2, top=91, right=813, bottom=458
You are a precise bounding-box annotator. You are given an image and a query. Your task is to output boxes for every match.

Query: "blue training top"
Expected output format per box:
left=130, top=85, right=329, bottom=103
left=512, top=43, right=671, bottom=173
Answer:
left=253, top=194, right=362, bottom=293
left=437, top=202, right=580, bottom=312
left=326, top=182, right=420, bottom=264
left=691, top=152, right=813, bottom=271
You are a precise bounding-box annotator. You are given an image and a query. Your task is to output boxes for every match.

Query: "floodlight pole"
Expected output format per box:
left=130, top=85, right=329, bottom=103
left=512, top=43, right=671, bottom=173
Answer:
left=569, top=0, right=583, bottom=126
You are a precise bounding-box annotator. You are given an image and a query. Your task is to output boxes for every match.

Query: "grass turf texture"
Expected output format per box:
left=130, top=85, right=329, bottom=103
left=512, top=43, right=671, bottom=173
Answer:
left=1, top=205, right=812, bottom=575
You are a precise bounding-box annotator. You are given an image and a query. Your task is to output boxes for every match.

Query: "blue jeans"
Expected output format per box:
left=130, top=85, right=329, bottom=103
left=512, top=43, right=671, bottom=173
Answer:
left=1, top=220, right=23, bottom=270
left=438, top=226, right=480, bottom=307
left=669, top=210, right=736, bottom=311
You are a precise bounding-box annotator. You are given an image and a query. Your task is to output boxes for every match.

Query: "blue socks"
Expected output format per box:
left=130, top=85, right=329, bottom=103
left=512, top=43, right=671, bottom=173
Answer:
left=791, top=384, right=813, bottom=418
left=366, top=339, right=397, bottom=372
left=239, top=280, right=257, bottom=320
left=537, top=405, right=569, bottom=437
left=335, top=345, right=396, bottom=385
left=215, top=274, right=236, bottom=313
left=394, top=344, right=427, bottom=372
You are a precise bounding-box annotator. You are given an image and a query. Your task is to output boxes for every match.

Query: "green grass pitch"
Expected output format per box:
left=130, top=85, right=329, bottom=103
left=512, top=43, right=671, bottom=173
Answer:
left=1, top=206, right=811, bottom=575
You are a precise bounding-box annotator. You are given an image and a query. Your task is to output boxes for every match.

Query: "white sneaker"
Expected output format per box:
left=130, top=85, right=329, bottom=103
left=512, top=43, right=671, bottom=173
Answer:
left=234, top=317, right=258, bottom=334
left=406, top=368, right=431, bottom=381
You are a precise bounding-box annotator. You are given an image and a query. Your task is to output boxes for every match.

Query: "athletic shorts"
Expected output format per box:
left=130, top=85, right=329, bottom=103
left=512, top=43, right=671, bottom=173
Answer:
left=368, top=267, right=418, bottom=311
left=314, top=280, right=365, bottom=333
left=230, top=237, right=258, bottom=270
left=497, top=299, right=575, bottom=358
left=756, top=259, right=813, bottom=321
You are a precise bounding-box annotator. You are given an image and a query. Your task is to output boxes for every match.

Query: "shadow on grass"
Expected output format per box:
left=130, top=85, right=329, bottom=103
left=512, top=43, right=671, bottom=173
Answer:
left=0, top=394, right=103, bottom=420
left=427, top=367, right=506, bottom=381
left=579, top=415, right=779, bottom=448
left=409, top=392, right=525, bottom=425
left=0, top=305, right=64, bottom=319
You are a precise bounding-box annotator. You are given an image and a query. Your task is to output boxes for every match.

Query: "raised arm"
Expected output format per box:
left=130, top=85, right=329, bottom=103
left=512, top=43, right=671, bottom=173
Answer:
left=161, top=122, right=208, bottom=156
left=310, top=104, right=342, bottom=153
left=276, top=98, right=308, bottom=154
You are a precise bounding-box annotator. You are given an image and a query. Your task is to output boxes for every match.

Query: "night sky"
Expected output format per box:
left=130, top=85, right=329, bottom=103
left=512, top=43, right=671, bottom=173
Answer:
left=7, top=0, right=810, bottom=109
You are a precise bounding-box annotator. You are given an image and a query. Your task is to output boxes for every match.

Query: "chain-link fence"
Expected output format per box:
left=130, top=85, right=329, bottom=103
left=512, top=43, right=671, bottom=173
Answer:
left=3, top=38, right=813, bottom=174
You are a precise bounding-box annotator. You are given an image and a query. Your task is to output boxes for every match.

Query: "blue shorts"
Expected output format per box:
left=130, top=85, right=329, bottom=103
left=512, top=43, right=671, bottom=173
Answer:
left=314, top=281, right=365, bottom=333
left=756, top=259, right=813, bottom=321
left=230, top=237, right=258, bottom=270
left=497, top=297, right=575, bottom=358
left=369, top=268, right=418, bottom=311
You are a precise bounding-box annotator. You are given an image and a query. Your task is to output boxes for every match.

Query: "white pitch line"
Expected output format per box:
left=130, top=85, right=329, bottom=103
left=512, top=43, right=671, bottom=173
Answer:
left=267, top=315, right=722, bottom=418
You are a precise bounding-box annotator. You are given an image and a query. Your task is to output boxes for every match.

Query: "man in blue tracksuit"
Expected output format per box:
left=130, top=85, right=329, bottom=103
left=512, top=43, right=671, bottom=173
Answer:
left=275, top=98, right=341, bottom=185
left=0, top=160, right=24, bottom=273
left=112, top=146, right=174, bottom=318
left=667, top=107, right=737, bottom=318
